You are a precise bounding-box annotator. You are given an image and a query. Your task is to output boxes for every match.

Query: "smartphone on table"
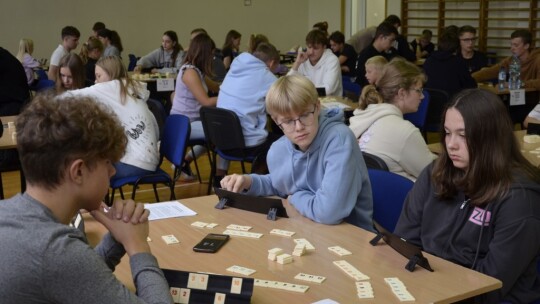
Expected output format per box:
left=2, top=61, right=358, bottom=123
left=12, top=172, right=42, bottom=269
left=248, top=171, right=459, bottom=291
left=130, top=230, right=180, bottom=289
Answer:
left=193, top=233, right=230, bottom=253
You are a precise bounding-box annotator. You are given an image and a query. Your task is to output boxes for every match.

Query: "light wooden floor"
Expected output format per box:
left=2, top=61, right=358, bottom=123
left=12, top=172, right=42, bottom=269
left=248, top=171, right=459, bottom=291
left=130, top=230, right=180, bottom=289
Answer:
left=1, top=156, right=250, bottom=203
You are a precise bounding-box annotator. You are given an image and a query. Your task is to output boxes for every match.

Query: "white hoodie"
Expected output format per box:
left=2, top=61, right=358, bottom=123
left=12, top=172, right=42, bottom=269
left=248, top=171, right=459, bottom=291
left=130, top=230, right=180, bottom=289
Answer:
left=348, top=103, right=435, bottom=181
left=288, top=48, right=342, bottom=96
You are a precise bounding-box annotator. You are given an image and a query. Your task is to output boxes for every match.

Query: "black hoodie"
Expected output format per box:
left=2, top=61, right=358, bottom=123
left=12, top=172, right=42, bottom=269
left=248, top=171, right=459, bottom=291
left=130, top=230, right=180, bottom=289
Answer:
left=395, top=163, right=540, bottom=303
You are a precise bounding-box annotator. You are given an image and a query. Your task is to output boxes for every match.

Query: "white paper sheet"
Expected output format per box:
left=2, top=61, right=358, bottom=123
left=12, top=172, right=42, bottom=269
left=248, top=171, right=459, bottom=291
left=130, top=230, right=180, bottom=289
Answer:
left=145, top=201, right=197, bottom=221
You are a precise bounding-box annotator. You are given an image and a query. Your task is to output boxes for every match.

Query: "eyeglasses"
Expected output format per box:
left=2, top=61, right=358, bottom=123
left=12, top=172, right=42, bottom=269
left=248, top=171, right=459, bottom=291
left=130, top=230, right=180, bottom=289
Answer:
left=460, top=37, right=477, bottom=43
left=410, top=87, right=423, bottom=94
left=277, top=106, right=317, bottom=132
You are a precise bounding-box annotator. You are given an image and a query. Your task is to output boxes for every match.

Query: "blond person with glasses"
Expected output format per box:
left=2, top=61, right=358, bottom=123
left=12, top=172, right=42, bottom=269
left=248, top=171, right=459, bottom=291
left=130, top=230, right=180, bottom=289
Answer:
left=456, top=26, right=488, bottom=74
left=220, top=75, right=374, bottom=232
left=349, top=58, right=436, bottom=181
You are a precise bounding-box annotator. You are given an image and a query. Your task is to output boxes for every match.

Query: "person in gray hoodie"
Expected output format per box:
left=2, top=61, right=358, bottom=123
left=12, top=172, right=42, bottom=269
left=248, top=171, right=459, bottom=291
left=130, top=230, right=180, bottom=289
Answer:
left=215, top=42, right=280, bottom=180
left=349, top=58, right=435, bottom=181
left=395, top=89, right=540, bottom=303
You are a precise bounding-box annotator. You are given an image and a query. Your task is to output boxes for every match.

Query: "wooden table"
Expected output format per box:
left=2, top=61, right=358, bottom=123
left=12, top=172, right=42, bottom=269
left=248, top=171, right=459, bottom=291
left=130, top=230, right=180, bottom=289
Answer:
left=85, top=195, right=501, bottom=303
left=0, top=116, right=17, bottom=150
left=428, top=130, right=540, bottom=167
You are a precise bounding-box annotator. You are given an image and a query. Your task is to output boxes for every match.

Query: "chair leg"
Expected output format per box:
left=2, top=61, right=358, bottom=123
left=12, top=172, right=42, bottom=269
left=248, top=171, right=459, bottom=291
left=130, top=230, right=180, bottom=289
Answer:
left=190, top=146, right=202, bottom=184
left=119, top=187, right=125, bottom=199
left=131, top=184, right=138, bottom=200
left=207, top=151, right=217, bottom=195
left=240, top=161, right=246, bottom=174
left=152, top=184, right=160, bottom=202
left=169, top=181, right=176, bottom=200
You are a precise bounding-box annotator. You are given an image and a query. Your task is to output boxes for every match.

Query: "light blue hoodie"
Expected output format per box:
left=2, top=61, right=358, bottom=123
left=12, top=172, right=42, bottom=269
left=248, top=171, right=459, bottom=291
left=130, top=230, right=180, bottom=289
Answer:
left=247, top=108, right=374, bottom=231
left=217, top=52, right=277, bottom=147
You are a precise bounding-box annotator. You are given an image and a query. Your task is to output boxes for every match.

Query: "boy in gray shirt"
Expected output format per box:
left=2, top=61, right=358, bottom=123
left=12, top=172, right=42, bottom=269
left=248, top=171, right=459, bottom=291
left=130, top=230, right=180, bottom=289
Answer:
left=0, top=93, right=173, bottom=303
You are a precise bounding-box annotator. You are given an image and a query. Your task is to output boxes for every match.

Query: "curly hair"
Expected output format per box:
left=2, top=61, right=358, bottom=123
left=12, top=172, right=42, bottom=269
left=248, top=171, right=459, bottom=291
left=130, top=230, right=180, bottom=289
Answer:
left=16, top=93, right=127, bottom=189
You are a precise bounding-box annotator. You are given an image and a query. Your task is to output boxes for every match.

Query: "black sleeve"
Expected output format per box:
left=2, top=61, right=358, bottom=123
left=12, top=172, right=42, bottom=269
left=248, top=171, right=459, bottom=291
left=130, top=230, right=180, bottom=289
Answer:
left=355, top=51, right=369, bottom=86
left=396, top=35, right=416, bottom=62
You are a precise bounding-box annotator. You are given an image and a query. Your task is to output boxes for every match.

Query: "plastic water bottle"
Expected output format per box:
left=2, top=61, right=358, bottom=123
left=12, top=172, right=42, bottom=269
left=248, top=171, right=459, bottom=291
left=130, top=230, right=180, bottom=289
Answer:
left=498, top=66, right=506, bottom=90
left=508, top=55, right=521, bottom=90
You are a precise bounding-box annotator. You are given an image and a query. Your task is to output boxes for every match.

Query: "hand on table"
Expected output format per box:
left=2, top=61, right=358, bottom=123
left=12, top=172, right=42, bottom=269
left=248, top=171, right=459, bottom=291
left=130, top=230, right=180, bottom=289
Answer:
left=220, top=174, right=252, bottom=193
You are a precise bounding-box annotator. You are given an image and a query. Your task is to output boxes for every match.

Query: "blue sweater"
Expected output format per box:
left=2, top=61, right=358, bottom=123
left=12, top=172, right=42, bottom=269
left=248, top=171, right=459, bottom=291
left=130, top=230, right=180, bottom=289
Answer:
left=217, top=52, right=277, bottom=147
left=247, top=108, right=374, bottom=231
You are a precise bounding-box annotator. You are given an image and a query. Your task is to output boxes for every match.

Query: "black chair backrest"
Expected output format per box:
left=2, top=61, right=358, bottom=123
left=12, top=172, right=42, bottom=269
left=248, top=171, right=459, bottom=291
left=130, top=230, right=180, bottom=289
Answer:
left=200, top=106, right=246, bottom=152
left=362, top=151, right=389, bottom=171
left=146, top=98, right=168, bottom=140
left=424, top=88, right=450, bottom=132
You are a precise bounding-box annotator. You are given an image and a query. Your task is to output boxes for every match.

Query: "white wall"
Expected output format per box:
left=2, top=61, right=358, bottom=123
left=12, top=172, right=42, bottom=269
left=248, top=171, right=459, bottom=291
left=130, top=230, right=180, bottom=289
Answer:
left=0, top=0, right=312, bottom=63
left=308, top=0, right=342, bottom=34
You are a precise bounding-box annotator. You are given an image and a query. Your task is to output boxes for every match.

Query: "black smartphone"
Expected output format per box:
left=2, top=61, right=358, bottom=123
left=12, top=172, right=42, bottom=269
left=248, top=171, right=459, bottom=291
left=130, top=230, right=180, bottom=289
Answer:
left=193, top=233, right=230, bottom=253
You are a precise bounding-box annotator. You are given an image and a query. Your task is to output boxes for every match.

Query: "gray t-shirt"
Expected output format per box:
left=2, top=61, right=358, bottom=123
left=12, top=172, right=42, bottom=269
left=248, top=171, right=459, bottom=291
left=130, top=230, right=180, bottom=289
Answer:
left=0, top=193, right=173, bottom=304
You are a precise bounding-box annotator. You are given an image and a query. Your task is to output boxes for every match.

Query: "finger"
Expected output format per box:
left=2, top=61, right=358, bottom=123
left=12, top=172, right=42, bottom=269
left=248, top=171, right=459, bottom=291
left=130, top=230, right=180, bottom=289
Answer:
left=138, top=209, right=150, bottom=223
left=232, top=178, right=244, bottom=193
left=130, top=203, right=146, bottom=224
left=112, top=199, right=124, bottom=220
left=90, top=208, right=112, bottom=228
left=121, top=200, right=136, bottom=223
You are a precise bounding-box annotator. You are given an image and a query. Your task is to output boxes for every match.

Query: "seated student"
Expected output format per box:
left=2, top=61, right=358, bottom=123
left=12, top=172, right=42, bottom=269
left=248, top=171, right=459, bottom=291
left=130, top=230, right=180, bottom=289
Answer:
left=364, top=55, right=387, bottom=85
left=329, top=31, right=357, bottom=77
left=473, top=29, right=540, bottom=89
left=97, top=28, right=123, bottom=58
left=221, top=30, right=242, bottom=70
left=524, top=103, right=540, bottom=128
left=91, top=21, right=105, bottom=38
left=171, top=33, right=220, bottom=180
left=0, top=47, right=29, bottom=116
left=79, top=36, right=103, bottom=85
left=220, top=75, right=373, bottom=231
left=67, top=56, right=160, bottom=179
left=457, top=25, right=488, bottom=74
left=247, top=34, right=269, bottom=53
left=16, top=38, right=41, bottom=86
left=0, top=94, right=172, bottom=303
left=384, top=15, right=416, bottom=63
left=423, top=31, right=477, bottom=98
left=349, top=58, right=435, bottom=181
left=410, top=29, right=434, bottom=59
left=56, top=53, right=86, bottom=93
left=355, top=22, right=398, bottom=87
left=288, top=29, right=342, bottom=96
left=48, top=25, right=80, bottom=82
left=395, top=89, right=540, bottom=303
left=134, top=30, right=185, bottom=74
left=312, top=21, right=329, bottom=38
left=215, top=42, right=281, bottom=185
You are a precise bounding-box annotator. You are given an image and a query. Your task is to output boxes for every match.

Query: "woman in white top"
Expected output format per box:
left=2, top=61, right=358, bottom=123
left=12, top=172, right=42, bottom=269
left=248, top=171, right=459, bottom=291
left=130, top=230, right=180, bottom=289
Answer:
left=134, top=30, right=185, bottom=74
left=68, top=56, right=160, bottom=178
left=349, top=58, right=436, bottom=181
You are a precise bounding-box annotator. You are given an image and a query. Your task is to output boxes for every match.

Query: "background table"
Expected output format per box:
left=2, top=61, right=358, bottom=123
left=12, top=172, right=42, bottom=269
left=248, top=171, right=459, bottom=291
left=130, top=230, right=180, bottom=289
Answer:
left=428, top=130, right=540, bottom=167
left=0, top=116, right=17, bottom=150
left=85, top=195, right=501, bottom=303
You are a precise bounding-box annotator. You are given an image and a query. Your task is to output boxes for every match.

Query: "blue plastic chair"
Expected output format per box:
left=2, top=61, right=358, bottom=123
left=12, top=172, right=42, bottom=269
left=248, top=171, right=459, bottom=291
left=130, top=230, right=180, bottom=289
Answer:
left=342, top=76, right=361, bottom=100
left=109, top=114, right=190, bottom=203
left=128, top=54, right=138, bottom=71
left=404, top=89, right=430, bottom=135
left=34, top=79, right=55, bottom=92
left=368, top=169, right=414, bottom=233
left=35, top=68, right=48, bottom=80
